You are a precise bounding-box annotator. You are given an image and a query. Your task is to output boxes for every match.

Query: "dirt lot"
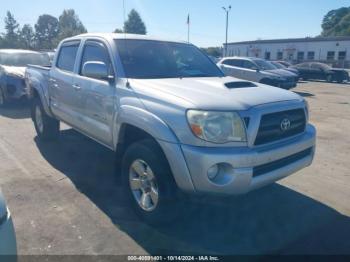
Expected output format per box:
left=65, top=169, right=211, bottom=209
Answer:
left=0, top=81, right=349, bottom=255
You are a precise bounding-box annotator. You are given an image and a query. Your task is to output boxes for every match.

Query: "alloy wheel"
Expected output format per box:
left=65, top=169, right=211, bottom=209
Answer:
left=129, top=159, right=159, bottom=212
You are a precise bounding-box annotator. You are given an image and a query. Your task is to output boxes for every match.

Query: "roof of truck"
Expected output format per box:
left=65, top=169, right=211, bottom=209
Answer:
left=71, top=33, right=188, bottom=44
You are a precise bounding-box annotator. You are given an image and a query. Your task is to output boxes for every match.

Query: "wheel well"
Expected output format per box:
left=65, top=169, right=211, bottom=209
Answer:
left=115, top=124, right=168, bottom=176
left=31, top=88, right=39, bottom=99
left=116, top=124, right=157, bottom=159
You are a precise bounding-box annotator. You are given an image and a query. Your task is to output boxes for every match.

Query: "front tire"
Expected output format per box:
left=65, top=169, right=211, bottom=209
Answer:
left=121, top=139, right=178, bottom=224
left=32, top=97, right=60, bottom=141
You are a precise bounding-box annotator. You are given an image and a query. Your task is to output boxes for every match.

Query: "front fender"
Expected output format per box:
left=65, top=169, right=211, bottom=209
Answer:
left=114, top=105, right=179, bottom=147
left=114, top=105, right=196, bottom=193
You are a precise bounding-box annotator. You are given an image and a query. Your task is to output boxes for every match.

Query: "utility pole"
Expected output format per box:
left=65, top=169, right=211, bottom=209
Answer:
left=222, top=6, right=231, bottom=57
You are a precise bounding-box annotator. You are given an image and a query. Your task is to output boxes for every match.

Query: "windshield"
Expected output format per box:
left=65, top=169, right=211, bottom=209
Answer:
left=116, top=39, right=224, bottom=79
left=253, top=59, right=277, bottom=70
left=271, top=61, right=285, bottom=69
left=0, top=52, right=50, bottom=67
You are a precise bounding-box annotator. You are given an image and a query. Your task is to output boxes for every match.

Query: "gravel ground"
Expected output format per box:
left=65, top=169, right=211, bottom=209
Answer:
left=0, top=81, right=349, bottom=255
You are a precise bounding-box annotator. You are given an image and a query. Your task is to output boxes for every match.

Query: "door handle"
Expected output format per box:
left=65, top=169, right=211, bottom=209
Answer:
left=72, top=84, right=81, bottom=91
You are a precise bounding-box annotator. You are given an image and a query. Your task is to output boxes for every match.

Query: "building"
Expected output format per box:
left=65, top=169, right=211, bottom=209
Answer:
left=224, top=36, right=350, bottom=68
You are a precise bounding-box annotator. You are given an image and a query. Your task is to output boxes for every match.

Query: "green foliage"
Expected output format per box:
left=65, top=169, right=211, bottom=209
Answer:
left=0, top=9, right=88, bottom=51
left=20, top=24, right=35, bottom=49
left=3, top=11, right=20, bottom=48
left=35, top=14, right=59, bottom=50
left=113, top=28, right=123, bottom=33
left=321, top=7, right=350, bottom=36
left=200, top=47, right=222, bottom=58
left=123, top=9, right=147, bottom=35
left=57, top=9, right=87, bottom=43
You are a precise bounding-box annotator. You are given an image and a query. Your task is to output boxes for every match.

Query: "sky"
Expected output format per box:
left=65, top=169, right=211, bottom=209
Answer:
left=0, top=0, right=349, bottom=47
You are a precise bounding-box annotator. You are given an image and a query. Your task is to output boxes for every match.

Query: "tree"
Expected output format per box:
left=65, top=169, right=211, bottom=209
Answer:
left=20, top=24, right=35, bottom=49
left=113, top=28, right=123, bottom=33
left=57, top=9, right=87, bottom=43
left=123, top=9, right=147, bottom=35
left=3, top=11, right=20, bottom=47
left=35, top=14, right=59, bottom=50
left=200, top=47, right=222, bottom=58
left=321, top=7, right=350, bottom=36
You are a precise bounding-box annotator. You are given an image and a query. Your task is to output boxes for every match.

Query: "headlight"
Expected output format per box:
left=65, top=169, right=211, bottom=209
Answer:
left=187, top=110, right=247, bottom=143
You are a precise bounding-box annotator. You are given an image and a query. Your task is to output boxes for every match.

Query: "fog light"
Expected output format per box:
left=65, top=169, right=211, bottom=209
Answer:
left=207, top=164, right=219, bottom=180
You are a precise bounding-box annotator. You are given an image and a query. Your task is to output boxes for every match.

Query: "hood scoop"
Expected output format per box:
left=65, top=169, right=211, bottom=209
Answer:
left=224, top=81, right=257, bottom=89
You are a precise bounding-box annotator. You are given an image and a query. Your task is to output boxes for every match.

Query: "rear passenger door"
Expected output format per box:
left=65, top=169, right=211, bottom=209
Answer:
left=220, top=59, right=245, bottom=79
left=73, top=39, right=116, bottom=146
left=241, top=60, right=260, bottom=82
left=50, top=40, right=81, bottom=125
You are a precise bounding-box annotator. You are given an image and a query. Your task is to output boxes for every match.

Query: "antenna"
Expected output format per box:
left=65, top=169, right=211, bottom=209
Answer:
left=122, top=0, right=130, bottom=87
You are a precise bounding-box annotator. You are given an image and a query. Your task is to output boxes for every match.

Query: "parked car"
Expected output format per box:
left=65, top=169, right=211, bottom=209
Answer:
left=0, top=189, right=17, bottom=256
left=26, top=33, right=316, bottom=223
left=292, top=62, right=349, bottom=83
left=276, top=60, right=293, bottom=67
left=0, top=49, right=50, bottom=106
left=217, top=57, right=298, bottom=89
left=270, top=61, right=300, bottom=82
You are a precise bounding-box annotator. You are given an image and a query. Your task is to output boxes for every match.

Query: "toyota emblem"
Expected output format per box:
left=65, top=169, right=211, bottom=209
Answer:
left=280, top=118, right=291, bottom=132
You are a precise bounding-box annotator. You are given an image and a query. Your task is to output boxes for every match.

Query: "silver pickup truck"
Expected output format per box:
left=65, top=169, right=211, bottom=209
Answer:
left=26, top=33, right=316, bottom=222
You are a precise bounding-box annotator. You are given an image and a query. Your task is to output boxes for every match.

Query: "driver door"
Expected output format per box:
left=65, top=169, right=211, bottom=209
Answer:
left=73, top=40, right=116, bottom=147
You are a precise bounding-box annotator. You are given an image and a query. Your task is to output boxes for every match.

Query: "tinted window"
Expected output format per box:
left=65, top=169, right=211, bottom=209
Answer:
left=271, top=61, right=285, bottom=69
left=57, top=42, right=80, bottom=72
left=242, top=60, right=257, bottom=69
left=116, top=39, right=224, bottom=79
left=252, top=59, right=276, bottom=70
left=80, top=41, right=113, bottom=76
left=0, top=52, right=50, bottom=67
left=312, top=63, right=331, bottom=70
left=222, top=59, right=243, bottom=67
left=297, top=63, right=310, bottom=68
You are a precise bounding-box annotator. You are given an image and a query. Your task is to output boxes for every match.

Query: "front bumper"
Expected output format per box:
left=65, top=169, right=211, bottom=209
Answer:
left=0, top=209, right=17, bottom=256
left=276, top=80, right=297, bottom=89
left=178, top=124, right=316, bottom=195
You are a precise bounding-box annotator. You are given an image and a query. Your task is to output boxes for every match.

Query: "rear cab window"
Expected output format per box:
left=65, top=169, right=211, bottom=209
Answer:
left=56, top=41, right=81, bottom=72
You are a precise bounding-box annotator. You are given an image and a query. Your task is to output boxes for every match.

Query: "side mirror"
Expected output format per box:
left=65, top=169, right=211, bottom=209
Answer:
left=82, top=61, right=113, bottom=81
left=254, top=67, right=260, bottom=72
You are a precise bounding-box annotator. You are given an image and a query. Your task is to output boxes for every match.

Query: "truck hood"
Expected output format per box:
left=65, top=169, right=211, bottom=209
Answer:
left=129, top=76, right=302, bottom=111
left=0, top=66, right=26, bottom=78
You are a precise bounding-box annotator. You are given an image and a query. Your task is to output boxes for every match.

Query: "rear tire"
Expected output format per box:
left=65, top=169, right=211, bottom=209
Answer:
left=0, top=87, right=6, bottom=107
left=121, top=139, right=179, bottom=224
left=326, top=74, right=333, bottom=83
left=32, top=97, right=60, bottom=141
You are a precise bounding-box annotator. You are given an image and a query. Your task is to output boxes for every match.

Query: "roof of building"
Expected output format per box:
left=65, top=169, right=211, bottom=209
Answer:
left=225, top=36, right=350, bottom=46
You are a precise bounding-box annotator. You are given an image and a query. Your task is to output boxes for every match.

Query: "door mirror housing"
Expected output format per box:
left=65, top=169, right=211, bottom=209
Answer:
left=82, top=61, right=114, bottom=81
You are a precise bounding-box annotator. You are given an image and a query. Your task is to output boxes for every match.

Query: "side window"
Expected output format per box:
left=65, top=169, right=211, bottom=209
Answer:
left=80, top=41, right=113, bottom=77
left=231, top=59, right=243, bottom=68
left=56, top=42, right=80, bottom=72
left=222, top=59, right=233, bottom=66
left=242, top=60, right=256, bottom=70
left=311, top=63, right=321, bottom=69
